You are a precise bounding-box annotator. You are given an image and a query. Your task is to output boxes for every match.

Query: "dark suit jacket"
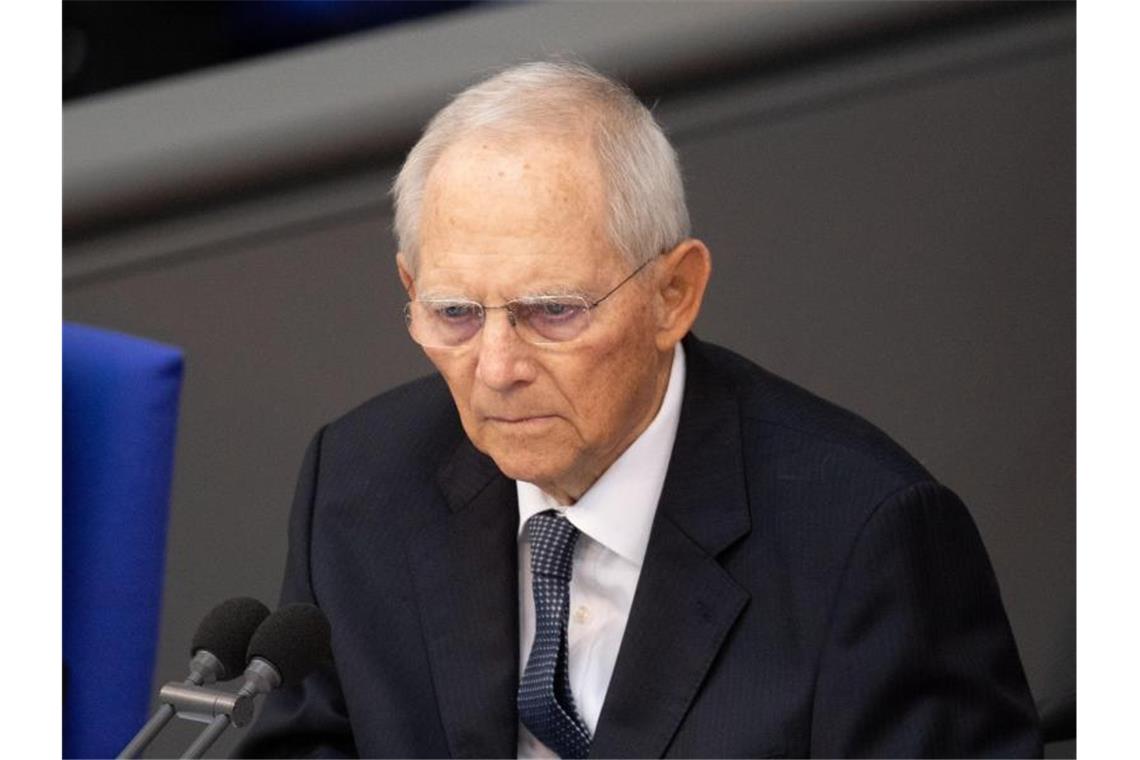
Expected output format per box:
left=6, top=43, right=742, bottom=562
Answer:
left=237, top=335, right=1042, bottom=758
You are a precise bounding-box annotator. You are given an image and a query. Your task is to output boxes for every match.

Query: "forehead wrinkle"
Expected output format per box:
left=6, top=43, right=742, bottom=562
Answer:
left=414, top=249, right=551, bottom=293
left=415, top=245, right=616, bottom=301
left=416, top=287, right=477, bottom=301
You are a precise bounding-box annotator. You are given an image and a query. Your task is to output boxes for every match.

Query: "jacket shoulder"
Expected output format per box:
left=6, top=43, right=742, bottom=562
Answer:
left=315, top=373, right=465, bottom=490
left=689, top=338, right=932, bottom=494
left=326, top=372, right=455, bottom=438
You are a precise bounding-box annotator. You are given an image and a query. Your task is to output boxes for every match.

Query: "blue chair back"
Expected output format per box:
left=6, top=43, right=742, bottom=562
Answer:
left=63, top=323, right=184, bottom=759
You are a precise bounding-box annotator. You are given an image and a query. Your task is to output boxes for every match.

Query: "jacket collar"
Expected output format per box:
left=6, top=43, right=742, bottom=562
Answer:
left=657, top=333, right=753, bottom=556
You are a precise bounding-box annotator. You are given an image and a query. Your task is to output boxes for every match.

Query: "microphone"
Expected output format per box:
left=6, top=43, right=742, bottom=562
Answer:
left=118, top=597, right=270, bottom=759
left=180, top=603, right=333, bottom=759
left=239, top=601, right=333, bottom=697
left=189, top=597, right=273, bottom=684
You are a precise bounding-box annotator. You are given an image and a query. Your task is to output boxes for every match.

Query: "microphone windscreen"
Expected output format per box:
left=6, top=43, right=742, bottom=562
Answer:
left=191, top=597, right=271, bottom=678
left=247, top=603, right=332, bottom=686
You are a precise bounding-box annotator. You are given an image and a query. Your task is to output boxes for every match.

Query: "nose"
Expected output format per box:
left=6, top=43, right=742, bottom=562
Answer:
left=474, top=309, right=537, bottom=391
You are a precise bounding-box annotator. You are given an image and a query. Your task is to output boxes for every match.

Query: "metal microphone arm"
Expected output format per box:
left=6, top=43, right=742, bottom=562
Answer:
left=117, top=650, right=227, bottom=759
left=178, top=659, right=281, bottom=759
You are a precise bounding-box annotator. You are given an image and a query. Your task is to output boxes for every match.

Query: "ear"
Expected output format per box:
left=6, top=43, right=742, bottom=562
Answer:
left=652, top=238, right=712, bottom=352
left=396, top=252, right=416, bottom=298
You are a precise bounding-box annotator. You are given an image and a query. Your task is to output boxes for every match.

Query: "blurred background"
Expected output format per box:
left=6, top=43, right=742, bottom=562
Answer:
left=62, top=1, right=1075, bottom=757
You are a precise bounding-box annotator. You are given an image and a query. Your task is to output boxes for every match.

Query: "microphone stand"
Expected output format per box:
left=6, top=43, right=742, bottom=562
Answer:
left=181, top=715, right=230, bottom=759
left=118, top=651, right=226, bottom=759
left=179, top=659, right=280, bottom=759
left=118, top=702, right=176, bottom=759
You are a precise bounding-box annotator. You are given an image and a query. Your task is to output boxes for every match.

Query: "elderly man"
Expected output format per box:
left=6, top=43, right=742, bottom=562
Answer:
left=238, top=62, right=1041, bottom=758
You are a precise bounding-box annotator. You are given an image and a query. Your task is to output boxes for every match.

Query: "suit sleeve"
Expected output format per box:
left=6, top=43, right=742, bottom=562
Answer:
left=809, top=480, right=1043, bottom=758
left=233, top=428, right=359, bottom=759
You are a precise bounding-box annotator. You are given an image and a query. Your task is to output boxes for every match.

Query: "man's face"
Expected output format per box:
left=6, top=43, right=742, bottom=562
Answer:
left=400, top=133, right=672, bottom=503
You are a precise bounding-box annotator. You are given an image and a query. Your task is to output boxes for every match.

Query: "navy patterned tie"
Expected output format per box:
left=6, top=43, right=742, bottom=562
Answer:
left=518, top=511, right=592, bottom=759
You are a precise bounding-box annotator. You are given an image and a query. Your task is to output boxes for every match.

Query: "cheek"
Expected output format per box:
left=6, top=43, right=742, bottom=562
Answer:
left=554, top=336, right=656, bottom=440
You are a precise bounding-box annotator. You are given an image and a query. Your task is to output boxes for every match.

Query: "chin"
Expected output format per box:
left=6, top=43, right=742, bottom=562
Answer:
left=482, top=445, right=568, bottom=489
left=489, top=453, right=558, bottom=485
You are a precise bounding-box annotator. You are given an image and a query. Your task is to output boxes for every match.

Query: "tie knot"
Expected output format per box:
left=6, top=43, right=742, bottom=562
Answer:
left=528, top=511, right=579, bottom=580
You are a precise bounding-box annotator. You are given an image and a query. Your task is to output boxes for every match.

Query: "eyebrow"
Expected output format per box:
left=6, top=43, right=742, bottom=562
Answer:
left=524, top=285, right=593, bottom=299
left=416, top=284, right=595, bottom=302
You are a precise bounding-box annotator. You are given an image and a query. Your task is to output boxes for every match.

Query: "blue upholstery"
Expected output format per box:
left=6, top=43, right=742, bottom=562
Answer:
left=63, top=323, right=184, bottom=759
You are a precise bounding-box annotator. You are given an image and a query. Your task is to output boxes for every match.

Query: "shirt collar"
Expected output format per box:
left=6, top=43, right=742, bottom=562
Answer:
left=517, top=342, right=686, bottom=567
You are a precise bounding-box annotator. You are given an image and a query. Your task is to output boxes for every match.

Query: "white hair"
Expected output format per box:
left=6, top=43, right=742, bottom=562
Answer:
left=391, top=61, right=690, bottom=271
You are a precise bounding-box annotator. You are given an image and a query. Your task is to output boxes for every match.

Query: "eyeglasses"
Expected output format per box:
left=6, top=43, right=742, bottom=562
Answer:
left=404, top=258, right=652, bottom=348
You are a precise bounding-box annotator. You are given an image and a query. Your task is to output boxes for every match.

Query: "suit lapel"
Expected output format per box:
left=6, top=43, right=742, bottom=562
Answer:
left=591, top=336, right=753, bottom=758
left=406, top=438, right=519, bottom=758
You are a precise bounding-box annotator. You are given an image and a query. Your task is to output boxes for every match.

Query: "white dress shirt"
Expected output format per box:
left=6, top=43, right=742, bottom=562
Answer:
left=516, top=343, right=686, bottom=758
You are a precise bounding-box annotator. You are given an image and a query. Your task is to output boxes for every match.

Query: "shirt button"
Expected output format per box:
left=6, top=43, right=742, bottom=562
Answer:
left=573, top=605, right=591, bottom=624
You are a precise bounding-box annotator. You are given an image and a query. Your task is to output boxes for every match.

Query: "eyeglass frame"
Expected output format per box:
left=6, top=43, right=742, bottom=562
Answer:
left=402, top=256, right=655, bottom=348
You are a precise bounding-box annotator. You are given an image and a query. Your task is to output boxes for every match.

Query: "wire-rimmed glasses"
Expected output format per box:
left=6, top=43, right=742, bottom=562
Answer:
left=404, top=258, right=652, bottom=348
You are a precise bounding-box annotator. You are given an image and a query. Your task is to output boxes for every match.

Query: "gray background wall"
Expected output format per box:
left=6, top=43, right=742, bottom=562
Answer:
left=63, top=3, right=1075, bottom=757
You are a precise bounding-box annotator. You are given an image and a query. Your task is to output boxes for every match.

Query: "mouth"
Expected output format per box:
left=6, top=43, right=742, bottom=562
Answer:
left=486, top=415, right=558, bottom=426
